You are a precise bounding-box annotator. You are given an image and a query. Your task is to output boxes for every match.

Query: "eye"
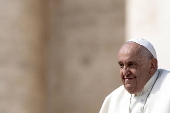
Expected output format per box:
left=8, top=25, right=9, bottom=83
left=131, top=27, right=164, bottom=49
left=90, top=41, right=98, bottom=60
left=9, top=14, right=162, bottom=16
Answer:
left=118, top=63, right=124, bottom=68
left=128, top=62, right=133, bottom=66
left=128, top=62, right=137, bottom=68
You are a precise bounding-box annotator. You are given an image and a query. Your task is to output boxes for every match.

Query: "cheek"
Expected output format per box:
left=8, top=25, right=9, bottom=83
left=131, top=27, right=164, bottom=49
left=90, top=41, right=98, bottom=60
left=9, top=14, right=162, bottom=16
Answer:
left=135, top=71, right=147, bottom=84
left=120, top=71, right=124, bottom=81
left=120, top=69, right=124, bottom=76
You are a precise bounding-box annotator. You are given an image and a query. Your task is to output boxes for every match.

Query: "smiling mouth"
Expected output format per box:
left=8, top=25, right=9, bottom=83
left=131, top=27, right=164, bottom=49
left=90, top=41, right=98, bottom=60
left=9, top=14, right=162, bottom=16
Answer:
left=124, top=77, right=136, bottom=80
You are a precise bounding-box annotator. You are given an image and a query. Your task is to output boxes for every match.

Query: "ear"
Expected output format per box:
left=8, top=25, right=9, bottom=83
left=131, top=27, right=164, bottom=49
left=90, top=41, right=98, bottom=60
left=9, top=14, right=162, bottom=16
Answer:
left=149, top=58, right=158, bottom=75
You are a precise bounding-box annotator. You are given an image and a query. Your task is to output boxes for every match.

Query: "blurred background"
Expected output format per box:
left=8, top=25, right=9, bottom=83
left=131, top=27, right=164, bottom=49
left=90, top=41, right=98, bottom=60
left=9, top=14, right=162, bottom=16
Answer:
left=0, top=0, right=170, bottom=113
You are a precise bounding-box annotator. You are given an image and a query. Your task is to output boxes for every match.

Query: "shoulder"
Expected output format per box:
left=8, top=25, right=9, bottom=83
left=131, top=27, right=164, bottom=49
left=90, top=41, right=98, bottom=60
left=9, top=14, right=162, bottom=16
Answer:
left=101, top=85, right=126, bottom=106
left=155, top=69, right=170, bottom=93
left=100, top=86, right=130, bottom=111
left=105, top=85, right=127, bottom=101
left=160, top=69, right=170, bottom=75
left=99, top=86, right=126, bottom=113
left=159, top=69, right=170, bottom=80
left=110, top=85, right=126, bottom=95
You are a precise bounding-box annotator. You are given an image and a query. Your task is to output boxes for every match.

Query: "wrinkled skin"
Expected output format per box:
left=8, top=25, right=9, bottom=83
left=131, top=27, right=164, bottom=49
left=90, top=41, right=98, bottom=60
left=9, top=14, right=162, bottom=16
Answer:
left=118, top=42, right=157, bottom=94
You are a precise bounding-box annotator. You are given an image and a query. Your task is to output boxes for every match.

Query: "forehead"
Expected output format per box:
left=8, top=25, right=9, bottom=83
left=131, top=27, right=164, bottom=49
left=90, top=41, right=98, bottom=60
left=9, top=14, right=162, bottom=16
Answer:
left=118, top=42, right=142, bottom=62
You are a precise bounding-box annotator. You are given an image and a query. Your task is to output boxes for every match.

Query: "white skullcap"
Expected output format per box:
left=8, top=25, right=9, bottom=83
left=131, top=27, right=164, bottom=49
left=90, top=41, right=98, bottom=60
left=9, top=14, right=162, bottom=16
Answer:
left=127, top=38, right=157, bottom=58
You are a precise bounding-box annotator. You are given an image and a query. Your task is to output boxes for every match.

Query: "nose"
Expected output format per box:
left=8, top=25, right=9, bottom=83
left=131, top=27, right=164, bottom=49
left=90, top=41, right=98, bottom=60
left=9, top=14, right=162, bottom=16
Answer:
left=121, top=67, right=131, bottom=77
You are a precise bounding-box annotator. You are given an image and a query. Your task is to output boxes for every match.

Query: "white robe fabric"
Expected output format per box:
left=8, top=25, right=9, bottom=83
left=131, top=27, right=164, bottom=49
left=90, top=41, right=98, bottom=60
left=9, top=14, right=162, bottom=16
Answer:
left=99, top=69, right=170, bottom=113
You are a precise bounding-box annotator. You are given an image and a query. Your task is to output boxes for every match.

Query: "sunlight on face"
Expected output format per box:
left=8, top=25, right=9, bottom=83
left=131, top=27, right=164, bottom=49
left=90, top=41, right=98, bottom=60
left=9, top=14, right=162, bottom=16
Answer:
left=118, top=42, right=152, bottom=94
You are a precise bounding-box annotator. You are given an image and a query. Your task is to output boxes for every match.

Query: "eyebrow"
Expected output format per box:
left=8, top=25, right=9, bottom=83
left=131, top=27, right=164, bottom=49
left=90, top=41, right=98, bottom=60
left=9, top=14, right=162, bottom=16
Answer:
left=118, top=61, right=122, bottom=64
left=118, top=61, right=137, bottom=64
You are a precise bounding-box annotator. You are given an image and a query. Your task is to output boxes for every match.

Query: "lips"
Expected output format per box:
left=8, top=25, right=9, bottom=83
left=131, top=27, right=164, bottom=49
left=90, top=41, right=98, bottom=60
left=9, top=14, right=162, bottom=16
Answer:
left=125, top=77, right=136, bottom=79
left=124, top=76, right=136, bottom=81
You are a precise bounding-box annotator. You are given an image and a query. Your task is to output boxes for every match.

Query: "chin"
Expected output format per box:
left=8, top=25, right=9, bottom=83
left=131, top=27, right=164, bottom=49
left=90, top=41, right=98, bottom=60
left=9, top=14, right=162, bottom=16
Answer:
left=125, top=87, right=136, bottom=94
left=128, top=90, right=136, bottom=94
left=126, top=89, right=134, bottom=94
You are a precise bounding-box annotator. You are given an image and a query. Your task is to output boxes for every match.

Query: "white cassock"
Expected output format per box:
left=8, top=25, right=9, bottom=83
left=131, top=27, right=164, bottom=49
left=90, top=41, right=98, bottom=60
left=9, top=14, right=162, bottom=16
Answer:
left=99, top=69, right=170, bottom=113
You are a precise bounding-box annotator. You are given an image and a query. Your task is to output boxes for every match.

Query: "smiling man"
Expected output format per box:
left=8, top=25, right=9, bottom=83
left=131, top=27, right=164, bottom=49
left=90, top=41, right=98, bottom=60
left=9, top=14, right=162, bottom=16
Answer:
left=99, top=38, right=170, bottom=113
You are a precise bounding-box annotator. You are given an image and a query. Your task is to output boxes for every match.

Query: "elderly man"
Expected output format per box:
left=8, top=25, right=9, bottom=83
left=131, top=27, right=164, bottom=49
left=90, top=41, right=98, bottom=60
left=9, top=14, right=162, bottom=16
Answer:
left=99, top=38, right=170, bottom=113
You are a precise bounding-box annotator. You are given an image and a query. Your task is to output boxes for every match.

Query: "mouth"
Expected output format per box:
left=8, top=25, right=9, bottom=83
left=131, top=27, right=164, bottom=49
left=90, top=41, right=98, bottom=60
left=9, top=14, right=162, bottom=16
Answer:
left=124, top=77, right=136, bottom=81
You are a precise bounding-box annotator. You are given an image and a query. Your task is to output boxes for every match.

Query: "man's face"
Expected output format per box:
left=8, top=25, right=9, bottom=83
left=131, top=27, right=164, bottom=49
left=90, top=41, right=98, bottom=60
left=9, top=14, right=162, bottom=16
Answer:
left=118, top=43, right=152, bottom=94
